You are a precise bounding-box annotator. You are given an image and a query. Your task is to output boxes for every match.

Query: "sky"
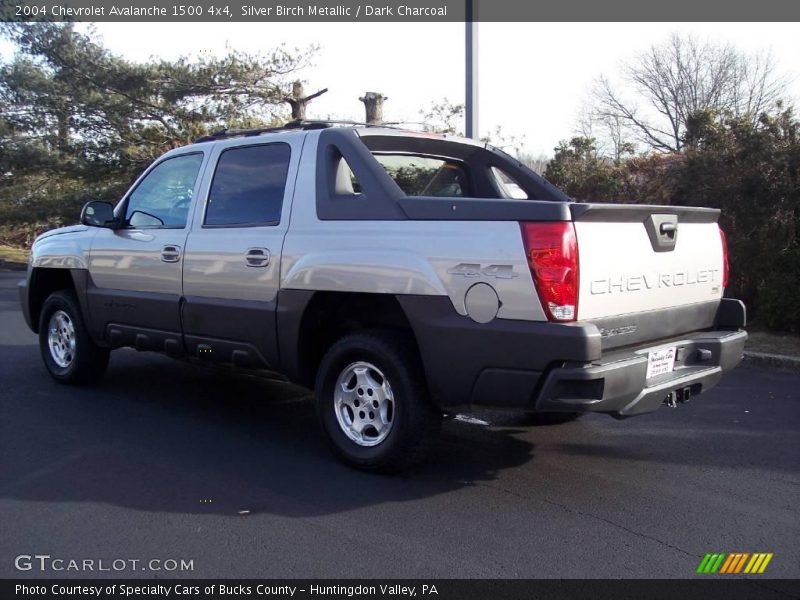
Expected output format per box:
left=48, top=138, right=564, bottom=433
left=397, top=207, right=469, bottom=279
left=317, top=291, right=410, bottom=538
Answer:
left=2, top=22, right=799, bottom=156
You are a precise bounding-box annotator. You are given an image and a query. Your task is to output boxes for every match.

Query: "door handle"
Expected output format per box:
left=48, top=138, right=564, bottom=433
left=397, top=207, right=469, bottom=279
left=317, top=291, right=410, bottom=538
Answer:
left=245, top=247, right=270, bottom=268
left=161, top=245, right=182, bottom=263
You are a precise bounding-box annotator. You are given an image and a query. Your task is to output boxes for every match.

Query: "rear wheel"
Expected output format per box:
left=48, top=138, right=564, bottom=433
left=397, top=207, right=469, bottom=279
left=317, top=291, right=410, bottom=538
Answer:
left=39, top=290, right=109, bottom=385
left=315, top=330, right=441, bottom=472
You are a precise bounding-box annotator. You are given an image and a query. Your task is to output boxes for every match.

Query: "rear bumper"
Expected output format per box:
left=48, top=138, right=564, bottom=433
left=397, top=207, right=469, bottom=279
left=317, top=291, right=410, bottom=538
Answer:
left=533, top=329, right=746, bottom=418
left=398, top=295, right=747, bottom=417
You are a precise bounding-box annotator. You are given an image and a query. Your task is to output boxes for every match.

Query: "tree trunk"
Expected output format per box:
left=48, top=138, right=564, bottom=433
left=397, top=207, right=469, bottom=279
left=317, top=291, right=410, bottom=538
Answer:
left=359, top=92, right=388, bottom=124
left=284, top=81, right=328, bottom=121
left=56, top=111, right=69, bottom=150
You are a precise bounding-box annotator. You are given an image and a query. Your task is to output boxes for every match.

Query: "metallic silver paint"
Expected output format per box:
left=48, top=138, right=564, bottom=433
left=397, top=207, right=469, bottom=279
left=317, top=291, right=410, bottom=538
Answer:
left=182, top=133, right=305, bottom=303
left=87, top=147, right=211, bottom=296
left=281, top=226, right=544, bottom=320
left=576, top=221, right=725, bottom=320
left=31, top=225, right=94, bottom=270
left=89, top=228, right=187, bottom=295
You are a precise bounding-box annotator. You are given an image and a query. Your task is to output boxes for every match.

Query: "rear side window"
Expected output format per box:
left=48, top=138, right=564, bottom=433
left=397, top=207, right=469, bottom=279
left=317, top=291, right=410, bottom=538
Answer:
left=373, top=154, right=469, bottom=197
left=491, top=166, right=529, bottom=199
left=205, top=143, right=290, bottom=227
left=332, top=154, right=363, bottom=196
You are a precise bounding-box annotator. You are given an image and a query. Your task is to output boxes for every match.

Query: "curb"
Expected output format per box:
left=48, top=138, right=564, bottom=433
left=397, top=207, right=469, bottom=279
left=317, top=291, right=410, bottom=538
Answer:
left=743, top=351, right=800, bottom=373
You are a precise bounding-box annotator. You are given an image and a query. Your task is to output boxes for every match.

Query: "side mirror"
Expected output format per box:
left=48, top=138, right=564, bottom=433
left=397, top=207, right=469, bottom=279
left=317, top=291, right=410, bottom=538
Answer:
left=80, top=201, right=119, bottom=228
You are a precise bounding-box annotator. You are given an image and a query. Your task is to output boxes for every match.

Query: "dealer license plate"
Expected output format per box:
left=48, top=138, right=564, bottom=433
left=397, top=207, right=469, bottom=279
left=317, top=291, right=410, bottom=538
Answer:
left=646, top=346, right=676, bottom=379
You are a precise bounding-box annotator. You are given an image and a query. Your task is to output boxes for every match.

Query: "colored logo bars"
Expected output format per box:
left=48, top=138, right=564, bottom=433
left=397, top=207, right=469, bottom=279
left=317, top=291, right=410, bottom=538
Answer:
left=697, top=553, right=773, bottom=574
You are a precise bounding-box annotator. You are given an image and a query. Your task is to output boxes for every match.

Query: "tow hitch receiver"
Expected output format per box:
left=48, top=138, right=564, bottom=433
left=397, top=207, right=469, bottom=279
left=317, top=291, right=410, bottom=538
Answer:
left=663, top=386, right=693, bottom=408
left=676, top=386, right=692, bottom=403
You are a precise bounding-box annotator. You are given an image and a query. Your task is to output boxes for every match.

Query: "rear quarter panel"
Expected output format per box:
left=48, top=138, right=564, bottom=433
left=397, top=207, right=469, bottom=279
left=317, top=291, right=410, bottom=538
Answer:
left=281, top=221, right=544, bottom=321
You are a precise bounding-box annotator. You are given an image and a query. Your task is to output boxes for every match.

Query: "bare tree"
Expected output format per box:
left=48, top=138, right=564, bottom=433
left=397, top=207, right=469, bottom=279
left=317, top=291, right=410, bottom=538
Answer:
left=481, top=125, right=526, bottom=157
left=418, top=98, right=525, bottom=155
left=591, top=33, right=788, bottom=152
left=419, top=98, right=464, bottom=134
left=575, top=106, right=634, bottom=162
left=518, top=153, right=550, bottom=175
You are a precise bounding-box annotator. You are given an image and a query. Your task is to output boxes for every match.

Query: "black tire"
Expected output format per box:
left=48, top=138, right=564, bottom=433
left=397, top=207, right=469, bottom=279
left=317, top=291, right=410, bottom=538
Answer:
left=38, top=290, right=110, bottom=385
left=522, top=412, right=582, bottom=426
left=315, top=330, right=442, bottom=472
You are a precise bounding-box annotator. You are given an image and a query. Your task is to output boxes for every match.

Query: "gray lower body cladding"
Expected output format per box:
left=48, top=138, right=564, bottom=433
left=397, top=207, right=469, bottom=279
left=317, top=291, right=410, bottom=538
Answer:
left=398, top=295, right=747, bottom=417
left=18, top=267, right=90, bottom=334
left=398, top=295, right=602, bottom=411
left=18, top=276, right=32, bottom=330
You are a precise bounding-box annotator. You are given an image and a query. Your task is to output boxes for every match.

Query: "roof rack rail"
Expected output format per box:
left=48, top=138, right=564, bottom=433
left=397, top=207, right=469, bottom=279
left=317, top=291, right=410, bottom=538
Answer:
left=193, top=119, right=400, bottom=143
left=306, top=119, right=402, bottom=129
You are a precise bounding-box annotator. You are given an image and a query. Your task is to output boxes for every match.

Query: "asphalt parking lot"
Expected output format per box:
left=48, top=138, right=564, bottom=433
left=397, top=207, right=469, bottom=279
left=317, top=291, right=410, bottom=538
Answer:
left=0, top=272, right=798, bottom=579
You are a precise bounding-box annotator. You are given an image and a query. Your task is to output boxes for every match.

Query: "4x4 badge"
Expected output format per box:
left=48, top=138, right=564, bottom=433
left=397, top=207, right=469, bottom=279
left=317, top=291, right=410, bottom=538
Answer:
left=447, top=263, right=518, bottom=279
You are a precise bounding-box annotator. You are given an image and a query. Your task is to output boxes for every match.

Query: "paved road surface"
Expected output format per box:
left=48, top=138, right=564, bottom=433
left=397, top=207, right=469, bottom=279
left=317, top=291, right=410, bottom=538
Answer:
left=0, top=272, right=797, bottom=579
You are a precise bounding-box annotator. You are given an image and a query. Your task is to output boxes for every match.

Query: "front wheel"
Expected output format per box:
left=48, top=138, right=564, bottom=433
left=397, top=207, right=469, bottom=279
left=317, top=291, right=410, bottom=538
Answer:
left=315, top=331, right=441, bottom=472
left=39, top=290, right=109, bottom=385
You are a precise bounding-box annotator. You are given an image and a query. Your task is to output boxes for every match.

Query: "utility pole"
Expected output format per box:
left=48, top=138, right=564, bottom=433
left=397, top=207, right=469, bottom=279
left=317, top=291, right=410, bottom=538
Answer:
left=465, top=0, right=478, bottom=139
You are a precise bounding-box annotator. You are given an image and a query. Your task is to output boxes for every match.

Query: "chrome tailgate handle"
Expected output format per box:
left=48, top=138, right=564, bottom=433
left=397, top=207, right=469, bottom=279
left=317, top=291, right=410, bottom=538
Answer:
left=645, top=214, right=678, bottom=252
left=245, top=247, right=270, bottom=268
left=161, top=245, right=182, bottom=263
left=660, top=222, right=677, bottom=237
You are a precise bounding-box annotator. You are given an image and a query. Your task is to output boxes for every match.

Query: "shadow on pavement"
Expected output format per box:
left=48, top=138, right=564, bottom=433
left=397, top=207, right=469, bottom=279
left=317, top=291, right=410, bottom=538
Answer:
left=0, top=345, right=537, bottom=517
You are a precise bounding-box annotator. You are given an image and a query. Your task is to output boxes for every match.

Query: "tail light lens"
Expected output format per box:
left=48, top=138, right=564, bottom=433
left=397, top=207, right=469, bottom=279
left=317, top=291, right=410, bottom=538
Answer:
left=719, top=226, right=729, bottom=288
left=520, top=222, right=579, bottom=322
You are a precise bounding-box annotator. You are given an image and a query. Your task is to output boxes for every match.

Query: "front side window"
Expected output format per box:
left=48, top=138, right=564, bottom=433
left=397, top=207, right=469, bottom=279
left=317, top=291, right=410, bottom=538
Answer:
left=205, top=143, right=291, bottom=227
left=125, top=153, right=204, bottom=228
left=373, top=154, right=469, bottom=197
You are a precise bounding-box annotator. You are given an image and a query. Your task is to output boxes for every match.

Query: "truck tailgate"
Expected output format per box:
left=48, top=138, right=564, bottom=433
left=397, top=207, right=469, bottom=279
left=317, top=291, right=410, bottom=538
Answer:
left=571, top=204, right=725, bottom=347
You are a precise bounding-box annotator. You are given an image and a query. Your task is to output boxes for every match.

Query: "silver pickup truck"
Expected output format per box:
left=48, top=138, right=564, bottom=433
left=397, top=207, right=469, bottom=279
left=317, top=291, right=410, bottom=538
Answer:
left=19, top=122, right=747, bottom=471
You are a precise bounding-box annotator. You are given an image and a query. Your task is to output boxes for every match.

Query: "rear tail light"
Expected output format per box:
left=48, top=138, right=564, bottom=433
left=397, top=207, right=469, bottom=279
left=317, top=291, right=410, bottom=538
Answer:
left=719, top=226, right=729, bottom=289
left=520, top=222, right=579, bottom=322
